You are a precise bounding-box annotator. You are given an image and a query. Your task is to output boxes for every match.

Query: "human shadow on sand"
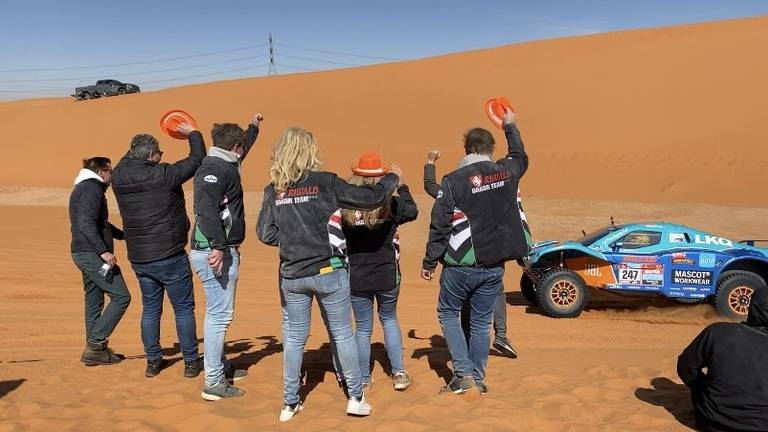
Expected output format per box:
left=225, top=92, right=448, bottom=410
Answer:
left=227, top=336, right=281, bottom=369
left=298, top=342, right=348, bottom=401
left=409, top=329, right=453, bottom=383
left=0, top=379, right=25, bottom=399
left=635, top=377, right=697, bottom=430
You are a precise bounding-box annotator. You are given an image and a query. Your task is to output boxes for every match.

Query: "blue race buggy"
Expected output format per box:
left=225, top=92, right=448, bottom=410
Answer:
left=520, top=221, right=768, bottom=319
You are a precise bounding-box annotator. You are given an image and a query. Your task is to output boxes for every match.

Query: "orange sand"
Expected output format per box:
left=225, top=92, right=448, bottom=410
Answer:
left=2, top=15, right=768, bottom=431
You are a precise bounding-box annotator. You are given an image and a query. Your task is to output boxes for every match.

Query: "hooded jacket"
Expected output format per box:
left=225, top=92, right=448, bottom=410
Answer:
left=257, top=171, right=399, bottom=279
left=343, top=185, right=418, bottom=292
left=191, top=125, right=259, bottom=250
left=111, top=131, right=206, bottom=263
left=677, top=288, right=768, bottom=431
left=422, top=122, right=529, bottom=270
left=69, top=169, right=123, bottom=254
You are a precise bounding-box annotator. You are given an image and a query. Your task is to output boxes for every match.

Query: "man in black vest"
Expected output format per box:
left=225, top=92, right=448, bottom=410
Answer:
left=422, top=108, right=528, bottom=394
left=112, top=124, right=205, bottom=378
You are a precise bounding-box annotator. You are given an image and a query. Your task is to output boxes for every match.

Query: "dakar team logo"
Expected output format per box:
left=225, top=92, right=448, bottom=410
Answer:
left=469, top=175, right=483, bottom=188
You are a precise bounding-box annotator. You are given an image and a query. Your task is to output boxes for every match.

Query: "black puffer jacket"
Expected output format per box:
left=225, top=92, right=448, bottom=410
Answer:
left=111, top=132, right=205, bottom=263
left=69, top=171, right=123, bottom=254
left=677, top=288, right=768, bottom=432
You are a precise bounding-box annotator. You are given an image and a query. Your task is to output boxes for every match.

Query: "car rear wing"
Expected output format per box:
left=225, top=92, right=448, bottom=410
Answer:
left=739, top=239, right=768, bottom=246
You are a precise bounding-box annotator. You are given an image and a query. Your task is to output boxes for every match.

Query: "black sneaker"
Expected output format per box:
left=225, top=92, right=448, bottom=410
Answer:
left=184, top=357, right=204, bottom=378
left=224, top=363, right=247, bottom=382
left=493, top=337, right=519, bottom=358
left=439, top=375, right=476, bottom=394
left=145, top=359, right=167, bottom=378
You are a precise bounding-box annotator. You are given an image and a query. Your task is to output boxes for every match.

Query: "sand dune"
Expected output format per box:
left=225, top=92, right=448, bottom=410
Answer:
left=1, top=16, right=767, bottom=207
left=2, top=15, right=768, bottom=432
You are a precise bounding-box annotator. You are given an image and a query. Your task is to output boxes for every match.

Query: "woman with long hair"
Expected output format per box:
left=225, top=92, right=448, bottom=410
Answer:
left=342, top=153, right=418, bottom=391
left=257, top=127, right=401, bottom=422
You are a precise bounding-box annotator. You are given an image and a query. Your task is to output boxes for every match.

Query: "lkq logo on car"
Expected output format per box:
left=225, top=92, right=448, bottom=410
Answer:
left=693, top=235, right=733, bottom=247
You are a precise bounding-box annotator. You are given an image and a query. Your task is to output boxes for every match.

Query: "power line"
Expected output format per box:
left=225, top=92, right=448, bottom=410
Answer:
left=275, top=63, right=319, bottom=72
left=0, top=43, right=268, bottom=73
left=277, top=54, right=361, bottom=67
left=0, top=55, right=268, bottom=83
left=275, top=43, right=402, bottom=61
left=140, top=64, right=268, bottom=85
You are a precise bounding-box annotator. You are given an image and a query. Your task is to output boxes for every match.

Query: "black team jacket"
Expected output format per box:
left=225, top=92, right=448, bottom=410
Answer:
left=343, top=185, right=418, bottom=292
left=191, top=125, right=259, bottom=250
left=112, top=131, right=206, bottom=263
left=422, top=122, right=528, bottom=270
left=677, top=288, right=768, bottom=432
left=69, top=172, right=123, bottom=254
left=257, top=172, right=399, bottom=280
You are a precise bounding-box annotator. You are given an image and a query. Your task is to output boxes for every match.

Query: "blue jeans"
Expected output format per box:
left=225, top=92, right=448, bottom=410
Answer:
left=280, top=268, right=362, bottom=405
left=351, top=286, right=405, bottom=382
left=438, top=266, right=504, bottom=382
left=190, top=248, right=239, bottom=386
left=131, top=251, right=199, bottom=363
left=493, top=283, right=507, bottom=339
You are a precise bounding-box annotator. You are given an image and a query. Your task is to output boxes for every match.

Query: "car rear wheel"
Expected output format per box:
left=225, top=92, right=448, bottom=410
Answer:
left=520, top=272, right=538, bottom=305
left=535, top=268, right=588, bottom=318
left=117, top=88, right=126, bottom=95
left=715, top=271, right=765, bottom=319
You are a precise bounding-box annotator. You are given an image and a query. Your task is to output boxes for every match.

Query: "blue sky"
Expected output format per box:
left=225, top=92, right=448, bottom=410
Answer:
left=1, top=0, right=767, bottom=100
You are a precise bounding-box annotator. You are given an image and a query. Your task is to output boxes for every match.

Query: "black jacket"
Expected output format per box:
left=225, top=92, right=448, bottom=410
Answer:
left=111, top=131, right=205, bottom=263
left=257, top=171, right=399, bottom=279
left=423, top=123, right=529, bottom=270
left=191, top=125, right=259, bottom=250
left=343, top=185, right=418, bottom=292
left=677, top=288, right=768, bottom=432
left=69, top=174, right=123, bottom=254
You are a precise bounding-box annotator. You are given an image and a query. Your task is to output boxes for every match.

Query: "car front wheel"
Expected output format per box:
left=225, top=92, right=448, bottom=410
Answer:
left=715, top=271, right=765, bottom=319
left=535, top=268, right=588, bottom=318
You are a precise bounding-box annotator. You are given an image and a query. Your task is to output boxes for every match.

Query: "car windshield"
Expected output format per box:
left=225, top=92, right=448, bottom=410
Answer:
left=575, top=225, right=623, bottom=246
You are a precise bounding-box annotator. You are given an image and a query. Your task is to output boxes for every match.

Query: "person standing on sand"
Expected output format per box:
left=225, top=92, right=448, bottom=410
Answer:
left=190, top=114, right=262, bottom=401
left=111, top=125, right=205, bottom=379
left=341, top=153, right=418, bottom=392
left=257, top=127, right=401, bottom=422
left=677, top=287, right=768, bottom=432
left=423, top=148, right=532, bottom=359
left=421, top=107, right=528, bottom=395
left=69, top=156, right=131, bottom=366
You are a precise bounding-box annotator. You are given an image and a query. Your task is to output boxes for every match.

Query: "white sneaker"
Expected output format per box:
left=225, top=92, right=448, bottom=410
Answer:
left=346, top=395, right=372, bottom=417
left=279, top=402, right=303, bottom=422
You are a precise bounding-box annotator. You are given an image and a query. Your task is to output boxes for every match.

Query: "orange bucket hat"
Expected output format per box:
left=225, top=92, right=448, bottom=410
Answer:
left=352, top=152, right=389, bottom=177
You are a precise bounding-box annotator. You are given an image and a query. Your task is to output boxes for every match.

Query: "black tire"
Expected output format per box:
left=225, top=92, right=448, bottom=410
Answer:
left=81, top=92, right=90, bottom=100
left=117, top=88, right=126, bottom=95
left=715, top=271, right=765, bottom=319
left=520, top=272, right=538, bottom=305
left=535, top=268, right=588, bottom=318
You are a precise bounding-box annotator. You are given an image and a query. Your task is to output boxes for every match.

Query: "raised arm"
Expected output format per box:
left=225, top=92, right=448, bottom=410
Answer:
left=240, top=113, right=263, bottom=161
left=499, top=109, right=528, bottom=180
left=423, top=150, right=441, bottom=198
left=392, top=185, right=419, bottom=225
left=168, top=125, right=206, bottom=187
left=333, top=173, right=399, bottom=211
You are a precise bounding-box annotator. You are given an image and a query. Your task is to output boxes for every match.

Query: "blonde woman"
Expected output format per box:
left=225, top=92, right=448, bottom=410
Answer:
left=257, top=127, right=401, bottom=422
left=342, top=153, right=418, bottom=391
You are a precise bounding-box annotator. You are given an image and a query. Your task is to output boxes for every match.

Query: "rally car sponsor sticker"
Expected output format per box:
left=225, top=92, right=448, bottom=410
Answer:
left=672, top=269, right=712, bottom=285
left=618, top=263, right=664, bottom=286
left=698, top=253, right=716, bottom=268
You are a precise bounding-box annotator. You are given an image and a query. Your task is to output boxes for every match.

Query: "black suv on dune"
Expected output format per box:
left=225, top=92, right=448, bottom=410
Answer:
left=72, top=79, right=140, bottom=100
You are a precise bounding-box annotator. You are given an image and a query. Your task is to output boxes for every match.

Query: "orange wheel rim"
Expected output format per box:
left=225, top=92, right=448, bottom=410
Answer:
left=728, top=286, right=753, bottom=315
left=550, top=280, right=578, bottom=307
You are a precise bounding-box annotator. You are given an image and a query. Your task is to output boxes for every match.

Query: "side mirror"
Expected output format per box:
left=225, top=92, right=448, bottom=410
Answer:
left=612, top=242, right=624, bottom=251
